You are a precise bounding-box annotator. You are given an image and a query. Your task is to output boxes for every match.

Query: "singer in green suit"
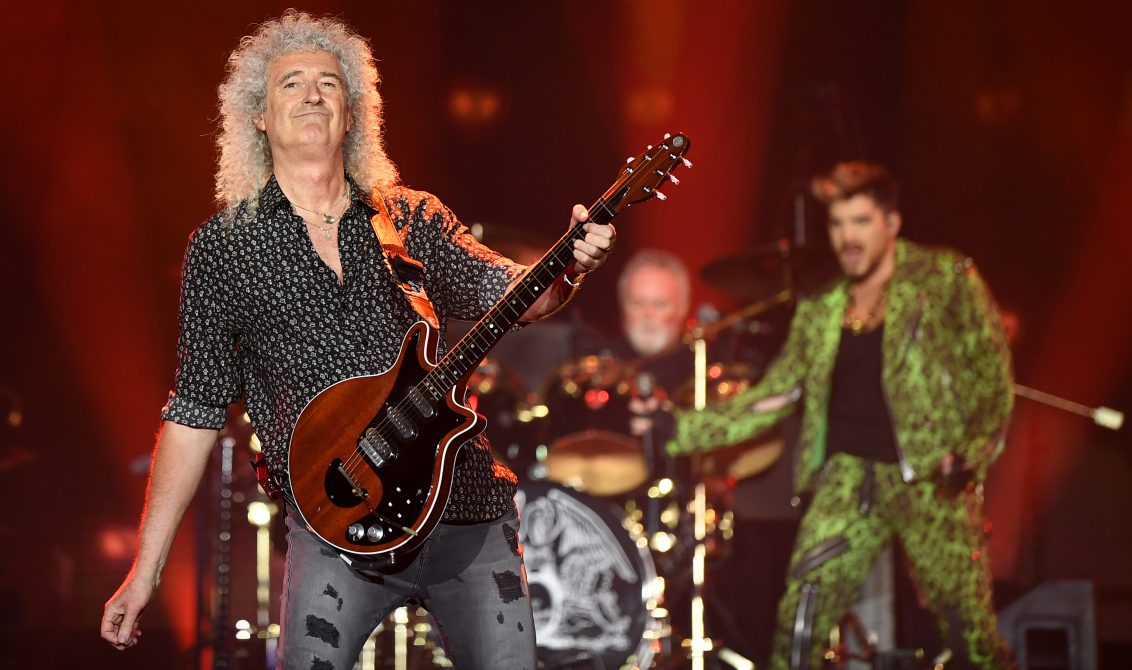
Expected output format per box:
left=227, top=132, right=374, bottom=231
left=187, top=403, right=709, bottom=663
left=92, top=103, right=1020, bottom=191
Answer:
left=669, top=162, right=1015, bottom=669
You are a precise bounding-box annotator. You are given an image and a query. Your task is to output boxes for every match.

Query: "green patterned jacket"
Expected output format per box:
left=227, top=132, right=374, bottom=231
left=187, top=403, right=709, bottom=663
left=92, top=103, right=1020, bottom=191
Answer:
left=668, top=239, right=1013, bottom=493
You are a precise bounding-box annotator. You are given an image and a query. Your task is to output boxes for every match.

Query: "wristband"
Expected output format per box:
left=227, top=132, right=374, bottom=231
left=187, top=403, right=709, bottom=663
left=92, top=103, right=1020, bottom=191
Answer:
left=563, top=271, right=587, bottom=288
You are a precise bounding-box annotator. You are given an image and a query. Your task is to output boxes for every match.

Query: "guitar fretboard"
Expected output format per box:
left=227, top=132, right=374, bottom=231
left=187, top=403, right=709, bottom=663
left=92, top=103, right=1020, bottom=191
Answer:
left=418, top=197, right=618, bottom=401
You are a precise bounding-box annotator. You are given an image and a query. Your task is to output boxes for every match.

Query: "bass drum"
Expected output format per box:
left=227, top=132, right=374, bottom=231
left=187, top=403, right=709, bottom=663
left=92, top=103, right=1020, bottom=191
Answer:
left=516, top=481, right=665, bottom=670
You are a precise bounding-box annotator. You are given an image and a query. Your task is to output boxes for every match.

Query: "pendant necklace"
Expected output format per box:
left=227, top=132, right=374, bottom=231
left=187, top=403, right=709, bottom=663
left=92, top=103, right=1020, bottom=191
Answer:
left=292, top=182, right=350, bottom=240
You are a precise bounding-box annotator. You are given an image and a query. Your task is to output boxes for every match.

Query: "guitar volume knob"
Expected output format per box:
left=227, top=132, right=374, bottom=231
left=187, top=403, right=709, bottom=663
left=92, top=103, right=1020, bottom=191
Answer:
left=347, top=524, right=365, bottom=541
left=366, top=525, right=385, bottom=542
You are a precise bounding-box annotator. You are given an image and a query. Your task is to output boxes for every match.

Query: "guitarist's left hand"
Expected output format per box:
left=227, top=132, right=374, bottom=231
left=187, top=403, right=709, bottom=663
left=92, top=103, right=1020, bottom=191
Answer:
left=567, top=203, right=616, bottom=277
left=518, top=204, right=615, bottom=321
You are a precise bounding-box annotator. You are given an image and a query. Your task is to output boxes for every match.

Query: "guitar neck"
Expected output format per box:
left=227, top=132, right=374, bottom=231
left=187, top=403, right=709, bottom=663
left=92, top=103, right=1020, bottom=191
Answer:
left=427, top=197, right=618, bottom=394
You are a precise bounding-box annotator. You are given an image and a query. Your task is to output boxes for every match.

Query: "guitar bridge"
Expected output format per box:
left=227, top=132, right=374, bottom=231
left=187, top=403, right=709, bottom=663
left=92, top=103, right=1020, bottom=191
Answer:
left=360, top=428, right=397, bottom=467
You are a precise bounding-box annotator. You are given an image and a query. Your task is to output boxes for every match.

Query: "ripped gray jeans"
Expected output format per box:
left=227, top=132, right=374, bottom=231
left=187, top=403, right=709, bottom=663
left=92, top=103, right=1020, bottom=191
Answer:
left=277, top=504, right=536, bottom=670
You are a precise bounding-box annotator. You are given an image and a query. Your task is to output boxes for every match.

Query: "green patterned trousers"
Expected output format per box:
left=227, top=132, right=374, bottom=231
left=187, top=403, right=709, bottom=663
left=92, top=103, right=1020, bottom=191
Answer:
left=769, top=454, right=1013, bottom=670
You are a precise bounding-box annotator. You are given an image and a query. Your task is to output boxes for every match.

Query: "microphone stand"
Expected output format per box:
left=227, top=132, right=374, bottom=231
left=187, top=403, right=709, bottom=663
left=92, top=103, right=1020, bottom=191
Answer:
left=1013, top=384, right=1123, bottom=430
left=680, top=292, right=798, bottom=670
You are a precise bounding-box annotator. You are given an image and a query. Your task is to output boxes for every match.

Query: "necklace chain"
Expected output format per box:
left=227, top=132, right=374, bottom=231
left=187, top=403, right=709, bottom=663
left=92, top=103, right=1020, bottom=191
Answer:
left=292, top=182, right=350, bottom=239
left=844, top=283, right=889, bottom=335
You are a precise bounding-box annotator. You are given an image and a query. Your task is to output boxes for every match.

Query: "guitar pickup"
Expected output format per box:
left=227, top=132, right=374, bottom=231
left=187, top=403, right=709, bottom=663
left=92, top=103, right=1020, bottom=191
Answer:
left=360, top=428, right=397, bottom=467
left=408, top=387, right=436, bottom=417
left=386, top=408, right=419, bottom=441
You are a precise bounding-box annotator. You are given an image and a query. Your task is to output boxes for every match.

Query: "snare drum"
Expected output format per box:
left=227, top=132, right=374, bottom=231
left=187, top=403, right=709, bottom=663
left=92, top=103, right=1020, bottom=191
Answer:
left=516, top=481, right=665, bottom=670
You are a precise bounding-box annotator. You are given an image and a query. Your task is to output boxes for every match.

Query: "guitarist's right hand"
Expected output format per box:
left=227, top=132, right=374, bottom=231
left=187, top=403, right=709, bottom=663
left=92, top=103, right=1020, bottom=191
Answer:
left=101, top=571, right=155, bottom=650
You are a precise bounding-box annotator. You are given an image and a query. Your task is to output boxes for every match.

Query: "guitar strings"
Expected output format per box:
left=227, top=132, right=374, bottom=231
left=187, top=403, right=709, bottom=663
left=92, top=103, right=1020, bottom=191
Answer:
left=337, top=188, right=636, bottom=483
left=337, top=156, right=665, bottom=483
left=310, top=139, right=687, bottom=543
left=336, top=233, right=579, bottom=482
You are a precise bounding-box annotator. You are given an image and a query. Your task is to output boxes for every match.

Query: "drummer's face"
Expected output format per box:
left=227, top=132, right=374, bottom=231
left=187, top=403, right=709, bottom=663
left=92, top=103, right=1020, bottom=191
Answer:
left=827, top=194, right=900, bottom=282
left=622, top=266, right=686, bottom=356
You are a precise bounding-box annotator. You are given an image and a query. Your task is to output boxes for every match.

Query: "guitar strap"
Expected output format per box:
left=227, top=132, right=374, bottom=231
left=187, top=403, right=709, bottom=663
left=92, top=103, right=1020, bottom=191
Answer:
left=369, top=192, right=440, bottom=329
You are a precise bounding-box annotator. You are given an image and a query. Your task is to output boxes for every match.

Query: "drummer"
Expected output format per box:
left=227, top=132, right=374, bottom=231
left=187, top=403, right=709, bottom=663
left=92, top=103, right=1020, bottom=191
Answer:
left=605, top=248, right=694, bottom=440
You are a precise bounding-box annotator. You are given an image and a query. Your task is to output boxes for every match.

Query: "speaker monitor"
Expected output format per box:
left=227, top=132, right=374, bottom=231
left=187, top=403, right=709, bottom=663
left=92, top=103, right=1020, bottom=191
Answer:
left=996, top=580, right=1097, bottom=670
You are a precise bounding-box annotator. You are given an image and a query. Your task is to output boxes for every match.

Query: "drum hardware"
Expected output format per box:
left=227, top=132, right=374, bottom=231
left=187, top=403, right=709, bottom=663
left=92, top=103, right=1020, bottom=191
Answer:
left=541, top=355, right=651, bottom=497
left=466, top=357, right=552, bottom=481
left=678, top=288, right=797, bottom=670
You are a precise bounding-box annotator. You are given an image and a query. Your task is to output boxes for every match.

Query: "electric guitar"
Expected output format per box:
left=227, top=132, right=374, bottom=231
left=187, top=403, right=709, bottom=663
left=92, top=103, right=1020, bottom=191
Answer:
left=287, top=133, right=692, bottom=558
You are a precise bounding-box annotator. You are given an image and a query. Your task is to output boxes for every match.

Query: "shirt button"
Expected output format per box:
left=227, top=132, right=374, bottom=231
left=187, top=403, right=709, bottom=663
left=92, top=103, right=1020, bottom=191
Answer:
left=360, top=337, right=371, bottom=348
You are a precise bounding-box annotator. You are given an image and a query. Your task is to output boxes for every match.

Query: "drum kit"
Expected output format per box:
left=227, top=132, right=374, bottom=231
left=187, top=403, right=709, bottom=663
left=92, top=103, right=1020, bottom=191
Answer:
left=452, top=241, right=829, bottom=669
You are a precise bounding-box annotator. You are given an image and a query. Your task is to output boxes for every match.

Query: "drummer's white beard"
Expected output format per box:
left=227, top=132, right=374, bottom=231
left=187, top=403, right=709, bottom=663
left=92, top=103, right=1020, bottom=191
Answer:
left=626, top=323, right=673, bottom=357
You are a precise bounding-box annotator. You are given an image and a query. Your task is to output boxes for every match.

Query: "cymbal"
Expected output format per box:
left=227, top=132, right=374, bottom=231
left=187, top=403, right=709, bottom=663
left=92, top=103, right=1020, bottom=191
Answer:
left=544, top=430, right=648, bottom=496
left=700, top=242, right=832, bottom=301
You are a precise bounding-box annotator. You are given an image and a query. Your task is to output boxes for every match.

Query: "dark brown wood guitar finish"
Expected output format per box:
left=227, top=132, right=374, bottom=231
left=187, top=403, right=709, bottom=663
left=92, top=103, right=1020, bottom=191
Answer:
left=287, top=133, right=691, bottom=558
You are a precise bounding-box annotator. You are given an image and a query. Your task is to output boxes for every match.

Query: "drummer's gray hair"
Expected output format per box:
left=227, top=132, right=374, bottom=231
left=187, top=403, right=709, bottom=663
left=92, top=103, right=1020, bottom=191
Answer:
left=618, top=248, right=691, bottom=316
left=214, top=9, right=398, bottom=224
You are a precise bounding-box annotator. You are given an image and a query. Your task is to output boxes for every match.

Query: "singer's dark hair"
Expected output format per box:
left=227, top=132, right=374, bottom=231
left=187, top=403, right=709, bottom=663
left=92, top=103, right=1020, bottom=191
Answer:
left=811, top=161, right=898, bottom=212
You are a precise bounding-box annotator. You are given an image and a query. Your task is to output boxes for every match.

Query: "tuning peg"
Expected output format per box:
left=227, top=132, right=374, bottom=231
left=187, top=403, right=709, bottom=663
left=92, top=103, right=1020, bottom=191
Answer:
left=681, top=157, right=693, bottom=168
left=667, top=174, right=680, bottom=186
left=654, top=191, right=667, bottom=201
left=626, top=156, right=635, bottom=163
left=663, top=133, right=671, bottom=139
left=647, top=145, right=653, bottom=150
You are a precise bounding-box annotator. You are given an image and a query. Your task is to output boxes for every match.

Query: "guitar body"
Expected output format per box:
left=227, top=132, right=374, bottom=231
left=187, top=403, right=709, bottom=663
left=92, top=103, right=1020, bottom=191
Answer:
left=286, top=132, right=690, bottom=558
left=287, top=321, right=484, bottom=557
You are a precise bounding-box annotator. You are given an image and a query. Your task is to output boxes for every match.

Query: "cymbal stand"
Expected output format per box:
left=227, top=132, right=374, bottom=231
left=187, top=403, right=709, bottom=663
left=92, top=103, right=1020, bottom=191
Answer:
left=688, top=333, right=710, bottom=670
left=680, top=292, right=796, bottom=669
left=684, top=334, right=755, bottom=670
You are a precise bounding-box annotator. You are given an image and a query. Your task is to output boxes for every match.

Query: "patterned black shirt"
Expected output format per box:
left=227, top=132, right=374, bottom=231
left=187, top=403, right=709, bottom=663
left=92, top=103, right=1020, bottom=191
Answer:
left=161, top=175, right=523, bottom=522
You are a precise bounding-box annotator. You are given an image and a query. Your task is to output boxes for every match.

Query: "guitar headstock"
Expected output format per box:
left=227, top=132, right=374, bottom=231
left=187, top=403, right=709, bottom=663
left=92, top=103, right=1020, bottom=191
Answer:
left=600, top=133, right=692, bottom=215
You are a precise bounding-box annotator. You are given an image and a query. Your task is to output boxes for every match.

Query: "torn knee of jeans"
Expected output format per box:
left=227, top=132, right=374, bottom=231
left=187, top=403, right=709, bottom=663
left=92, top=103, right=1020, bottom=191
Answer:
left=321, top=583, right=344, bottom=612
left=310, top=658, right=334, bottom=670
left=492, top=570, right=525, bottom=603
left=502, top=522, right=521, bottom=556
left=305, top=615, right=341, bottom=648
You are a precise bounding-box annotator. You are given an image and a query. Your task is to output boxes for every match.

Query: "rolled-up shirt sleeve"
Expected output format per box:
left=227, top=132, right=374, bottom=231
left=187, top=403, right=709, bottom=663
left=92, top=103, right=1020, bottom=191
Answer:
left=161, top=225, right=239, bottom=429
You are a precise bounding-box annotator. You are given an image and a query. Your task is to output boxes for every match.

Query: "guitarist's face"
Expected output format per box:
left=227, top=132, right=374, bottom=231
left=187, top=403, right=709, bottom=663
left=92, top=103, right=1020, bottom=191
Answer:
left=827, top=194, right=901, bottom=283
left=254, top=50, right=353, bottom=160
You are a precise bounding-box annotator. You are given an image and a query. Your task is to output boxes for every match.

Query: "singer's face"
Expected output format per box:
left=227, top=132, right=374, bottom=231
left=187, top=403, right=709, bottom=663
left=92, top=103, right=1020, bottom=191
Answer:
left=622, top=266, right=687, bottom=356
left=827, top=195, right=900, bottom=282
left=254, top=50, right=352, bottom=159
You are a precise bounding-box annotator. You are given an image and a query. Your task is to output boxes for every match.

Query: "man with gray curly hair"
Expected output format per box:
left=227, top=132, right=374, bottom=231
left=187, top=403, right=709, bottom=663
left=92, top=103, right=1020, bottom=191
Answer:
left=100, top=11, right=614, bottom=669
